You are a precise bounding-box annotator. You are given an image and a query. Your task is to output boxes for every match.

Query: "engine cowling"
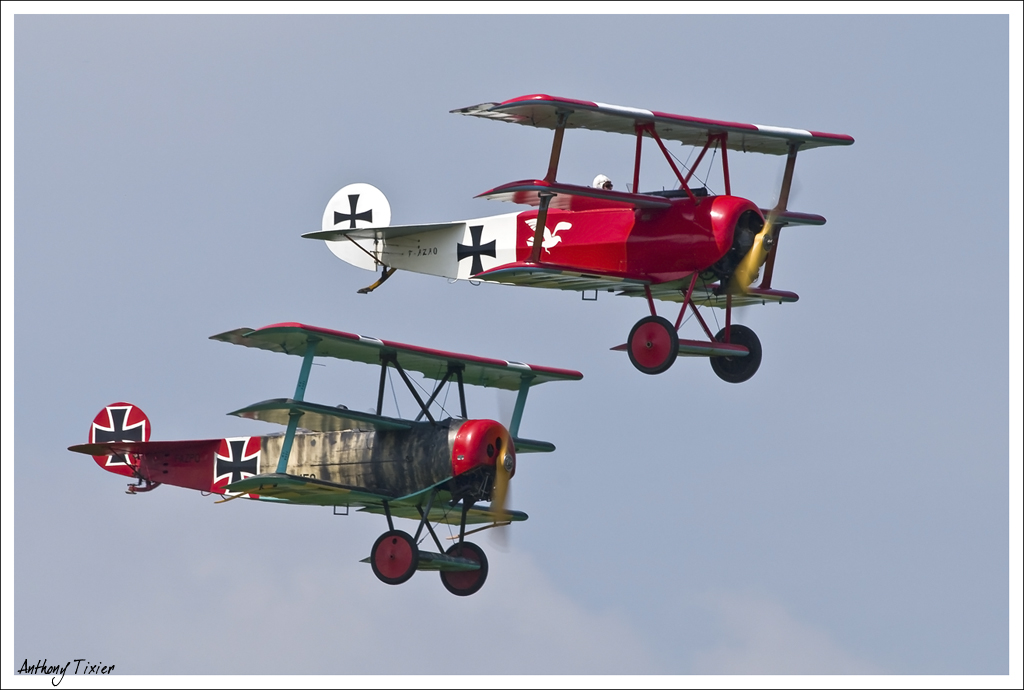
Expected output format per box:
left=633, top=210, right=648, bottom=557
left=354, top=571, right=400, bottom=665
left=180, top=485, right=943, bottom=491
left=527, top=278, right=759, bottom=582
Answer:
left=451, top=419, right=515, bottom=479
left=705, top=203, right=766, bottom=284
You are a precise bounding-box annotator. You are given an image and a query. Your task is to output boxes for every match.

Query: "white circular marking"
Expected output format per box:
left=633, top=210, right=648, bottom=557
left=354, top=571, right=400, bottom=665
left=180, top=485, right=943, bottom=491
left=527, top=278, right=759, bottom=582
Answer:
left=322, top=183, right=392, bottom=271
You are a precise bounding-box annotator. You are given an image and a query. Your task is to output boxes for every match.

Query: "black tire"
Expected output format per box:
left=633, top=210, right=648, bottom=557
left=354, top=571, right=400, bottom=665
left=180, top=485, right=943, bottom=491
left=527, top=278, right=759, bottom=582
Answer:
left=440, top=541, right=489, bottom=596
left=370, top=530, right=419, bottom=585
left=627, top=316, right=679, bottom=375
left=710, top=325, right=762, bottom=383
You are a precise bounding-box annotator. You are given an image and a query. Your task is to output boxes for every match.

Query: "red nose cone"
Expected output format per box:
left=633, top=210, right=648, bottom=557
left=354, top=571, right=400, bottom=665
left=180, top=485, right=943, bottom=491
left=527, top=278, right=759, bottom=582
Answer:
left=452, top=419, right=514, bottom=478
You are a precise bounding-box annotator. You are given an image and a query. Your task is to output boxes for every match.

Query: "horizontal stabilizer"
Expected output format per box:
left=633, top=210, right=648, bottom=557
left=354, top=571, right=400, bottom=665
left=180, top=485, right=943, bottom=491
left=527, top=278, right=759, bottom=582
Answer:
left=228, top=398, right=411, bottom=432
left=513, top=437, right=556, bottom=453
left=68, top=439, right=221, bottom=456
left=302, top=221, right=467, bottom=242
left=478, top=179, right=671, bottom=210
left=611, top=338, right=749, bottom=358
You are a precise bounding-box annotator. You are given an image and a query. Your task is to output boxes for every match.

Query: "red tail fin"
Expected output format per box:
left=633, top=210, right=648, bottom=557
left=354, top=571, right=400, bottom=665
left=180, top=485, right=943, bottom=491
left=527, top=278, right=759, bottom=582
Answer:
left=88, top=402, right=151, bottom=478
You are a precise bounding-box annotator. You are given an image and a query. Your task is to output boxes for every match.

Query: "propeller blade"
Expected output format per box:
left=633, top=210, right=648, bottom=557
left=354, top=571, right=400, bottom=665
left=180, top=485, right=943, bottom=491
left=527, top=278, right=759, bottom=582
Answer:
left=728, top=209, right=778, bottom=294
left=490, top=432, right=514, bottom=549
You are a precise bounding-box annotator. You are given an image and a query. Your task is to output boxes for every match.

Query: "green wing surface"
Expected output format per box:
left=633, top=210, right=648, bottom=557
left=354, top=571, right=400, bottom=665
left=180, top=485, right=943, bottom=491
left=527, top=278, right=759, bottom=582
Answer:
left=226, top=473, right=527, bottom=524
left=228, top=398, right=411, bottom=432
left=225, top=473, right=392, bottom=506
left=211, top=323, right=582, bottom=391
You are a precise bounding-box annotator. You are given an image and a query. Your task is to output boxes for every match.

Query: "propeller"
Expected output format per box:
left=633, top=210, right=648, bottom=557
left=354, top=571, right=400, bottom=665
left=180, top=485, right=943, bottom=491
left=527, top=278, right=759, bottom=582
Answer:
left=490, top=392, right=518, bottom=549
left=728, top=207, right=779, bottom=294
left=728, top=144, right=800, bottom=294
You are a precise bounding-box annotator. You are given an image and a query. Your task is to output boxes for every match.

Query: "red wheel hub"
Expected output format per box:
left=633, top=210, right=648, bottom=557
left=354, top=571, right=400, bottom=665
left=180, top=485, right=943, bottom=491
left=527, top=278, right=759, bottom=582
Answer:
left=627, top=316, right=679, bottom=375
left=370, top=530, right=418, bottom=585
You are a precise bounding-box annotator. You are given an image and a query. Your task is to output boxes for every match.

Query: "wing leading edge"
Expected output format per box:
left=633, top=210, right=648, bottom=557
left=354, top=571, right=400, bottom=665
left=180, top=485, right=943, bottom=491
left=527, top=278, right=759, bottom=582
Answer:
left=454, top=94, right=854, bottom=155
left=211, top=323, right=583, bottom=391
left=225, top=473, right=527, bottom=524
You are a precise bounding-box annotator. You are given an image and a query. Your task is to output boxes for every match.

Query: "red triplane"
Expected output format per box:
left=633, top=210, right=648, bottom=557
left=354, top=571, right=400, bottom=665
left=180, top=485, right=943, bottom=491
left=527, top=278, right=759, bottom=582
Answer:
left=69, top=323, right=581, bottom=596
left=306, top=94, right=853, bottom=382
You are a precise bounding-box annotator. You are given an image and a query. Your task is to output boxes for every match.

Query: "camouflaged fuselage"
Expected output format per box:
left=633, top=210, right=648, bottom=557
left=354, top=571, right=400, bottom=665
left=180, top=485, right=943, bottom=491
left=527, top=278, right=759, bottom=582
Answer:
left=262, top=419, right=463, bottom=498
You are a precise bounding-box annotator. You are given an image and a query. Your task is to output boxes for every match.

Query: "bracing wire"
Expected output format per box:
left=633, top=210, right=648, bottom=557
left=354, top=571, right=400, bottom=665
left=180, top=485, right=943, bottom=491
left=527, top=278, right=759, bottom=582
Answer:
left=668, top=143, right=717, bottom=196
left=409, top=370, right=453, bottom=420
left=700, top=144, right=718, bottom=192
left=441, top=378, right=452, bottom=417
left=387, top=367, right=401, bottom=419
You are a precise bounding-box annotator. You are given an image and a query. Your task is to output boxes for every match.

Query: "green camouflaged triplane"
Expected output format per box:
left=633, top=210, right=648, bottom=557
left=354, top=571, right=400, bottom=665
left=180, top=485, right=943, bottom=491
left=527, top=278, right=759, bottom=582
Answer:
left=69, top=322, right=581, bottom=596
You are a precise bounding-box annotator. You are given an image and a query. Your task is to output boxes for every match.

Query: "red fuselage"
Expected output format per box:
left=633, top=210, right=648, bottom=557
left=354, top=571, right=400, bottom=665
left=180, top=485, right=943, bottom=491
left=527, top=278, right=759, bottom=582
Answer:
left=515, top=195, right=761, bottom=283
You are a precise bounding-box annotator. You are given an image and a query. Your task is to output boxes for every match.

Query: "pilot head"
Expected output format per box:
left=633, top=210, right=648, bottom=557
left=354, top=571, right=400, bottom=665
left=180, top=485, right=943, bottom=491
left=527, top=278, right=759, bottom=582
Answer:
left=592, top=174, right=613, bottom=191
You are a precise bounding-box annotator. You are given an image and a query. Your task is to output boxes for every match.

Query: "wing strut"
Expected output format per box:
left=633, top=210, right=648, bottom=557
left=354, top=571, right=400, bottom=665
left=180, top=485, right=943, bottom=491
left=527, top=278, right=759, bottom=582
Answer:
left=456, top=368, right=468, bottom=418
left=414, top=363, right=465, bottom=422
left=642, top=123, right=701, bottom=204
left=276, top=336, right=320, bottom=473
left=369, top=349, right=474, bottom=421
left=759, top=143, right=800, bottom=289
left=529, top=110, right=569, bottom=263
left=509, top=373, right=534, bottom=438
left=632, top=123, right=643, bottom=193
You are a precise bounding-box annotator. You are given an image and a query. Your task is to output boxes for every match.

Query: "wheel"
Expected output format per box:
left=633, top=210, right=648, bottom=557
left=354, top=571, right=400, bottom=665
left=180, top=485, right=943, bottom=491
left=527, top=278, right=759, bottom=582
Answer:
left=440, top=541, right=488, bottom=596
left=627, top=316, right=679, bottom=375
left=710, top=324, right=762, bottom=383
left=370, top=530, right=419, bottom=585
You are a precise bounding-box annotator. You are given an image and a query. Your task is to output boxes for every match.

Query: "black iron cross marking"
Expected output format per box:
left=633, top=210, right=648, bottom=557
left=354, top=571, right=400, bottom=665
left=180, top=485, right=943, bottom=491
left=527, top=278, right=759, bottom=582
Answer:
left=94, top=407, right=144, bottom=466
left=457, top=225, right=495, bottom=276
left=216, top=439, right=258, bottom=484
left=334, top=194, right=372, bottom=228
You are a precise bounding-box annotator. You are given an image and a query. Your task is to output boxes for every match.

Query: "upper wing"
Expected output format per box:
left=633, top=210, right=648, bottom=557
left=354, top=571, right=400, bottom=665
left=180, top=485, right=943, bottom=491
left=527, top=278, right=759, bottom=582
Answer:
left=211, top=323, right=583, bottom=391
left=453, top=94, right=854, bottom=155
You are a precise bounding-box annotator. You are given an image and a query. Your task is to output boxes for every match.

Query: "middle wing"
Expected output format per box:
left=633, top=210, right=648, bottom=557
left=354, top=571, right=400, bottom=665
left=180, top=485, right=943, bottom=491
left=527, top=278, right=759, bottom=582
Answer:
left=228, top=398, right=411, bottom=432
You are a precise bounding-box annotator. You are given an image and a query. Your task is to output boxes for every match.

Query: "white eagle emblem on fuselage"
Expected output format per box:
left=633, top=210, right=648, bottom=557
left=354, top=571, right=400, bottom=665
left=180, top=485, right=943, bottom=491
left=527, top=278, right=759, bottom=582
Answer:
left=525, top=219, right=572, bottom=253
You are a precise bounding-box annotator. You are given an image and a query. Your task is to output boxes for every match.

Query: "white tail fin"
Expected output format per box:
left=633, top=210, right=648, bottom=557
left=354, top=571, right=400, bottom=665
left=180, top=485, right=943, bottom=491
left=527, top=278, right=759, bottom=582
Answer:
left=321, top=183, right=392, bottom=271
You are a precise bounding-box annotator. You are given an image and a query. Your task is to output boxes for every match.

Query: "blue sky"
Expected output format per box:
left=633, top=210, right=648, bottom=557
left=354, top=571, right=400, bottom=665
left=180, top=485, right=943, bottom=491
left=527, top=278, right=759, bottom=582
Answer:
left=5, top=9, right=1021, bottom=680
